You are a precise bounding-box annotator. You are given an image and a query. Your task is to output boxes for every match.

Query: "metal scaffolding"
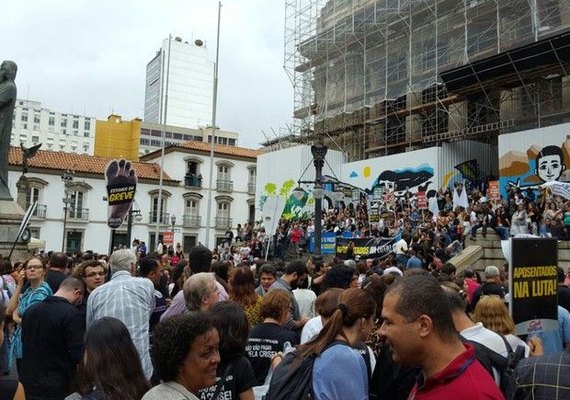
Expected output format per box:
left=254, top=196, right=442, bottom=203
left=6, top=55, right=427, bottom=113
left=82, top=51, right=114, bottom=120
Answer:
left=282, top=0, right=570, bottom=161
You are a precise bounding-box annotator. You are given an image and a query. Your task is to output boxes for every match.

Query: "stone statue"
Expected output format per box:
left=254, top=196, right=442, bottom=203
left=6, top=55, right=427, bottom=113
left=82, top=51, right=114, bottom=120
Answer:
left=0, top=60, right=17, bottom=201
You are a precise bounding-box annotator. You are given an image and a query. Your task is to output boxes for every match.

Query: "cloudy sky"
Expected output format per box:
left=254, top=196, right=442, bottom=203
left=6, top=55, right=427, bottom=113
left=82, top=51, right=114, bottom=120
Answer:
left=2, top=1, right=293, bottom=148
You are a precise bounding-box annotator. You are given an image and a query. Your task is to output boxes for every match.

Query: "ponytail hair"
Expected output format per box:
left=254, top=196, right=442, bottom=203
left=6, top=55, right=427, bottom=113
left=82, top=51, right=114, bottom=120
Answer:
left=295, top=288, right=375, bottom=362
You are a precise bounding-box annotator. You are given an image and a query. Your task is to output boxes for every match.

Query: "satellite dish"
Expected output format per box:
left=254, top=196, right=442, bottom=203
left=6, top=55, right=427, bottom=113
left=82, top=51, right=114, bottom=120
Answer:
left=195, top=39, right=204, bottom=47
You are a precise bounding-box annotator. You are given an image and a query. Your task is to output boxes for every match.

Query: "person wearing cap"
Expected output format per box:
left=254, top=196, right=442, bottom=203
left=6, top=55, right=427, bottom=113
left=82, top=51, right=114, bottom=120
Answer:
left=467, top=266, right=506, bottom=313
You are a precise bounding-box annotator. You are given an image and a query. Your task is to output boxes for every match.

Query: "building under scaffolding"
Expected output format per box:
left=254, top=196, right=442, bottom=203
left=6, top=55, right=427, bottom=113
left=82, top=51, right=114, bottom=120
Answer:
left=280, top=0, right=570, bottom=161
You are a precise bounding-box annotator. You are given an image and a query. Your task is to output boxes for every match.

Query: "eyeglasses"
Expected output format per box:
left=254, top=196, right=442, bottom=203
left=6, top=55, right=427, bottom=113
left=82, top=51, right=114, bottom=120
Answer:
left=85, top=272, right=106, bottom=278
left=25, top=264, right=43, bottom=270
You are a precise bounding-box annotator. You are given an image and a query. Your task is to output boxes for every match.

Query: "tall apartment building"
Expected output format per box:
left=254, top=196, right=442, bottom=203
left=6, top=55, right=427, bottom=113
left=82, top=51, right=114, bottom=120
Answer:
left=144, top=36, right=214, bottom=129
left=281, top=0, right=570, bottom=161
left=10, top=99, right=96, bottom=154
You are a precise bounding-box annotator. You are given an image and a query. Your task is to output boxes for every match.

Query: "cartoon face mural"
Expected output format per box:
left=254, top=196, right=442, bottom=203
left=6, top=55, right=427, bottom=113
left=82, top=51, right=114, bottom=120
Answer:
left=499, top=140, right=570, bottom=198
left=535, top=145, right=566, bottom=183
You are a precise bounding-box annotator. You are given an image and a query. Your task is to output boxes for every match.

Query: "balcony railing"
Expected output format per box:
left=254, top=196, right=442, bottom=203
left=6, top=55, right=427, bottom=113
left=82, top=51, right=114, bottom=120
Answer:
left=31, top=204, right=47, bottom=219
left=184, top=175, right=202, bottom=188
left=216, top=179, right=233, bottom=192
left=247, top=182, right=256, bottom=195
left=215, top=217, right=232, bottom=229
left=183, top=215, right=201, bottom=228
left=148, top=212, right=170, bottom=225
left=67, top=208, right=89, bottom=221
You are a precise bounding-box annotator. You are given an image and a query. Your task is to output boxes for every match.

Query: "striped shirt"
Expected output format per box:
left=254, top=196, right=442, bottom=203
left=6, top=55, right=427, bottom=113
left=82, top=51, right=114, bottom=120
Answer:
left=86, top=271, right=155, bottom=379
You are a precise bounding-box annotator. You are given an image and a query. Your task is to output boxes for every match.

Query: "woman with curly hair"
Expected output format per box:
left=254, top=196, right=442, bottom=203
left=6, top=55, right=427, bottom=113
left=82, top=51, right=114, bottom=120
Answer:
left=229, top=266, right=263, bottom=327
left=143, top=312, right=220, bottom=400
left=69, top=317, right=150, bottom=400
left=473, top=295, right=530, bottom=356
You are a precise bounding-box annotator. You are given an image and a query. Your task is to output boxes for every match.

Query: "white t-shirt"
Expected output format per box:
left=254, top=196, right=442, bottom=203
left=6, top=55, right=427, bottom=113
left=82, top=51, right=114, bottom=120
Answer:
left=461, top=322, right=509, bottom=384
left=301, top=316, right=323, bottom=344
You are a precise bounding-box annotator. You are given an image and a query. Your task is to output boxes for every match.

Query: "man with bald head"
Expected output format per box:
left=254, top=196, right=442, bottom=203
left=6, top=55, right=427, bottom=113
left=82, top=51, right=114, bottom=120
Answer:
left=0, top=60, right=17, bottom=200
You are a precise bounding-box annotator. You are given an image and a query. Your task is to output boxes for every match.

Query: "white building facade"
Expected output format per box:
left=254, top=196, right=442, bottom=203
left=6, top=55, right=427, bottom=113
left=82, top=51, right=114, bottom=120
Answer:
left=143, top=36, right=214, bottom=129
left=11, top=99, right=96, bottom=154
left=8, top=142, right=257, bottom=255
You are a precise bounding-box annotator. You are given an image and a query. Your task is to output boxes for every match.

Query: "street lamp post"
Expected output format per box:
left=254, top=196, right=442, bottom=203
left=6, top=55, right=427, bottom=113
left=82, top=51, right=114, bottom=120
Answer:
left=311, top=144, right=327, bottom=257
left=61, top=170, right=74, bottom=252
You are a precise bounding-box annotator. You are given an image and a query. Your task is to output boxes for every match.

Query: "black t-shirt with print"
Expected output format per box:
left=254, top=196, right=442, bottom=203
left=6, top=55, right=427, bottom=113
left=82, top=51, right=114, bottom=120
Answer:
left=198, top=355, right=256, bottom=400
left=246, top=322, right=299, bottom=385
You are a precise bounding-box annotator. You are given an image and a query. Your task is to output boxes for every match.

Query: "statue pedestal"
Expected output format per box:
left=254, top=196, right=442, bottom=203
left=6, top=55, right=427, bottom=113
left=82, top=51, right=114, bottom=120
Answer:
left=0, top=200, right=29, bottom=262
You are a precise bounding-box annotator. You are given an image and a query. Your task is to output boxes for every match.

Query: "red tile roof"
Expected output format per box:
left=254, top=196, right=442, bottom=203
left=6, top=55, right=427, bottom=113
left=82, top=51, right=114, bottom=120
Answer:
left=141, top=141, right=261, bottom=161
left=9, top=147, right=176, bottom=181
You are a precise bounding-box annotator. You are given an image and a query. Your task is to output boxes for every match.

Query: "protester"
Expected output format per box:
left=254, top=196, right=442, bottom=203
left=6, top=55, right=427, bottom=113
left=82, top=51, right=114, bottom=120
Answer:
left=86, top=249, right=156, bottom=379
left=68, top=317, right=150, bottom=400
left=21, top=277, right=86, bottom=400
left=6, top=256, right=53, bottom=375
left=72, top=260, right=107, bottom=312
left=143, top=313, right=220, bottom=400
left=291, top=288, right=376, bottom=400
left=0, top=305, right=25, bottom=400
left=472, top=295, right=530, bottom=356
left=138, top=256, right=168, bottom=332
left=45, top=252, right=70, bottom=293
left=246, top=289, right=298, bottom=385
left=515, top=347, right=569, bottom=400
left=199, top=301, right=256, bottom=400
left=379, top=275, right=504, bottom=399
left=255, top=264, right=277, bottom=297
left=300, top=288, right=344, bottom=344
left=229, top=266, right=263, bottom=327
left=269, top=260, right=309, bottom=331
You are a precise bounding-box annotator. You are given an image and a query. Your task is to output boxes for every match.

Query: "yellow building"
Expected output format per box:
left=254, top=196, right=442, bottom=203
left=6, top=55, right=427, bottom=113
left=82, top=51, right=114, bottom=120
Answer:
left=94, top=115, right=141, bottom=161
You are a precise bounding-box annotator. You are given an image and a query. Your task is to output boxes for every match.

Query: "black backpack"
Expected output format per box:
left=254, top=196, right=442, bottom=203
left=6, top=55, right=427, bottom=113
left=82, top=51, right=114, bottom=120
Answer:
left=265, top=341, right=348, bottom=400
left=466, top=335, right=526, bottom=400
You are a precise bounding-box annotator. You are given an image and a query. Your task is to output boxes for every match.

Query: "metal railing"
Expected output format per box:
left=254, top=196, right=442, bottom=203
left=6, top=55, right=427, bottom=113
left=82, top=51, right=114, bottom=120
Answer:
left=67, top=208, right=89, bottom=221
left=31, top=204, right=47, bottom=219
left=216, top=179, right=233, bottom=192
left=183, top=215, right=201, bottom=228
left=248, top=182, right=256, bottom=195
left=148, top=212, right=170, bottom=224
left=184, top=175, right=202, bottom=188
left=215, top=217, right=232, bottom=229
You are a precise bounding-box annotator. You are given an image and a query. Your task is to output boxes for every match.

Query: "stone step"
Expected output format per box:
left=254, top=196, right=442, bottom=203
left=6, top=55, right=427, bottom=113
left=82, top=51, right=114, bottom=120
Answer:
left=448, top=245, right=483, bottom=274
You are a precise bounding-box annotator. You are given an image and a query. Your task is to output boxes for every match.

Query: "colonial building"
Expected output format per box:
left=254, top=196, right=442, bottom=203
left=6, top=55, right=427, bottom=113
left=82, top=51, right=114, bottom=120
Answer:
left=8, top=140, right=258, bottom=254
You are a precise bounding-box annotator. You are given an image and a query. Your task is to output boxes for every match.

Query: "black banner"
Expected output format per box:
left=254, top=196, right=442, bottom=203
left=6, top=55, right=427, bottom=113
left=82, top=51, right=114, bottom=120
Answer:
left=510, top=238, right=558, bottom=336
left=335, top=234, right=400, bottom=260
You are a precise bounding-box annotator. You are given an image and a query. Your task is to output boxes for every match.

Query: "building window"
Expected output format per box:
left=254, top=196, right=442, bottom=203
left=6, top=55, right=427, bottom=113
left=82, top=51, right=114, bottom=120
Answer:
left=33, top=115, right=40, bottom=124
left=72, top=120, right=79, bottom=129
left=26, top=187, right=40, bottom=209
left=61, top=119, right=67, bottom=127
left=84, top=120, right=90, bottom=131
left=69, top=191, right=84, bottom=218
left=150, top=196, right=168, bottom=223
left=31, top=136, right=39, bottom=144
left=83, top=144, right=89, bottom=153
left=218, top=165, right=230, bottom=180
left=185, top=199, right=199, bottom=215
left=140, top=138, right=150, bottom=145
left=48, top=116, right=55, bottom=126
left=22, top=123, right=27, bottom=130
left=174, top=133, right=183, bottom=140
left=21, top=114, right=28, bottom=122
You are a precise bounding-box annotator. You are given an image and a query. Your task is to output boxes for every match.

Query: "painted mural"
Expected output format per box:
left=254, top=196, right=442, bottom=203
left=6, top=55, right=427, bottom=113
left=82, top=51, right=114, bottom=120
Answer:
left=259, top=179, right=315, bottom=220
left=499, top=140, right=570, bottom=198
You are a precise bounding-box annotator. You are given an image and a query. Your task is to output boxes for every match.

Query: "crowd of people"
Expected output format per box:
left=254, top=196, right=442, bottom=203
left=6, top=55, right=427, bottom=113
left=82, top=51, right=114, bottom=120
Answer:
left=0, top=239, right=568, bottom=400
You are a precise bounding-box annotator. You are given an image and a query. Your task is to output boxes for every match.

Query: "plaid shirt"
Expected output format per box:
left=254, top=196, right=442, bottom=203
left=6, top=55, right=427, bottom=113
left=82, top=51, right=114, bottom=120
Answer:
left=87, top=271, right=155, bottom=379
left=515, top=350, right=570, bottom=400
